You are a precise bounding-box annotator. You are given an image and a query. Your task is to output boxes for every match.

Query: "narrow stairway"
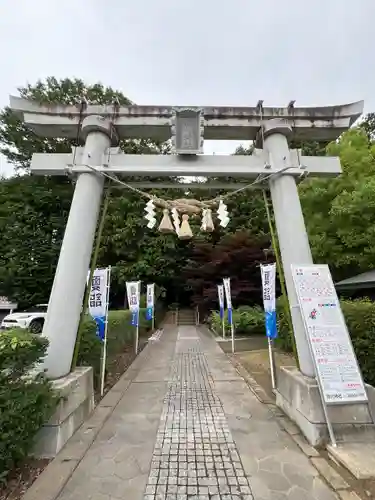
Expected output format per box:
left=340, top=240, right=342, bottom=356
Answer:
left=177, top=308, right=196, bottom=325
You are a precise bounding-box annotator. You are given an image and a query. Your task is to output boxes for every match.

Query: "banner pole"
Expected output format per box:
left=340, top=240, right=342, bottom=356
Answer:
left=100, top=266, right=111, bottom=397
left=231, top=321, right=235, bottom=354
left=222, top=315, right=225, bottom=339
left=268, top=337, right=276, bottom=392
left=135, top=325, right=139, bottom=354
left=152, top=312, right=155, bottom=331
left=135, top=309, right=139, bottom=355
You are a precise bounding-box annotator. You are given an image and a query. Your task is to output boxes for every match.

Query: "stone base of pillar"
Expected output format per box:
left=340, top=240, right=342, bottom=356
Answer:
left=32, top=367, right=94, bottom=458
left=276, top=366, right=375, bottom=447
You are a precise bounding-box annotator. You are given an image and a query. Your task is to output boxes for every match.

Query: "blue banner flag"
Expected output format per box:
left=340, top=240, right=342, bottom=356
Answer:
left=227, top=307, right=233, bottom=326
left=219, top=306, right=224, bottom=320
left=146, top=307, right=153, bottom=321
left=93, top=316, right=106, bottom=341
left=131, top=310, right=138, bottom=326
left=265, top=310, right=277, bottom=339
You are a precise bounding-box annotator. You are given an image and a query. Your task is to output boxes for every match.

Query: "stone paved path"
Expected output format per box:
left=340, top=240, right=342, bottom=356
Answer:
left=144, top=329, right=253, bottom=499
left=30, top=325, right=340, bottom=500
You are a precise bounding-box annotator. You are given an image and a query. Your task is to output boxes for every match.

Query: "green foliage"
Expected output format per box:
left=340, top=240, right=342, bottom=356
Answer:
left=0, top=176, right=73, bottom=308
left=0, top=329, right=57, bottom=481
left=208, top=305, right=264, bottom=336
left=0, top=328, right=48, bottom=379
left=300, top=128, right=375, bottom=278
left=277, top=298, right=375, bottom=386
left=77, top=308, right=153, bottom=388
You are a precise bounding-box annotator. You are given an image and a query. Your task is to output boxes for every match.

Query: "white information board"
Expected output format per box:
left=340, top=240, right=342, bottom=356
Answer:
left=292, top=265, right=367, bottom=405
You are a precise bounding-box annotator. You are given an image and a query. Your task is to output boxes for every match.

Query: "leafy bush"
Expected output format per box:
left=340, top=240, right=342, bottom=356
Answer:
left=0, top=329, right=57, bottom=481
left=77, top=308, right=156, bottom=388
left=208, top=306, right=265, bottom=336
left=277, top=298, right=375, bottom=386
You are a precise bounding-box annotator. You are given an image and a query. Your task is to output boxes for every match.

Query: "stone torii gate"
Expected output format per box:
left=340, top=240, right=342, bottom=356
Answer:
left=10, top=97, right=363, bottom=384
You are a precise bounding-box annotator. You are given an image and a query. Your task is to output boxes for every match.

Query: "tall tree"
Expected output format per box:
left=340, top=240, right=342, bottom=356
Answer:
left=183, top=231, right=269, bottom=311
left=0, top=78, right=172, bottom=306
left=300, top=127, right=375, bottom=279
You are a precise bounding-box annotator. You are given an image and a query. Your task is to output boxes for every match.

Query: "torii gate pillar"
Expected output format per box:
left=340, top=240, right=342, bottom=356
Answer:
left=43, top=116, right=113, bottom=378
left=262, top=120, right=315, bottom=377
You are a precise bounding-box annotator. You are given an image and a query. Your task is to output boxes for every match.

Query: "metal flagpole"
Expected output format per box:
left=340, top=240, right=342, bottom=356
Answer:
left=100, top=266, right=111, bottom=397
left=268, top=338, right=276, bottom=392
left=222, top=317, right=225, bottom=339
left=135, top=280, right=140, bottom=355
left=231, top=322, right=235, bottom=354
left=135, top=317, right=139, bottom=354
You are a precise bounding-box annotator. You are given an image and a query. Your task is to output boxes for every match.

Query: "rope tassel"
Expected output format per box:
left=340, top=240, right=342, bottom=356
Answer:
left=158, top=209, right=175, bottom=234
left=178, top=214, right=193, bottom=240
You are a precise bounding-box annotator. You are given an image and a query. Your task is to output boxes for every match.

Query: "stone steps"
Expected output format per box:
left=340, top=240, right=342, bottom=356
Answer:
left=177, top=309, right=196, bottom=326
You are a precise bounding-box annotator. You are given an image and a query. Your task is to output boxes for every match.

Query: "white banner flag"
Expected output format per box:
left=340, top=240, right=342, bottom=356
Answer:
left=218, top=285, right=224, bottom=310
left=146, top=284, right=155, bottom=309
left=260, top=263, right=276, bottom=312
left=126, top=281, right=141, bottom=312
left=88, top=268, right=109, bottom=319
left=223, top=278, right=232, bottom=309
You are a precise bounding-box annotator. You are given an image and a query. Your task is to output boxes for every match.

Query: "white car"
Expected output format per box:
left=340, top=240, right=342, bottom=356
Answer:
left=1, top=304, right=48, bottom=333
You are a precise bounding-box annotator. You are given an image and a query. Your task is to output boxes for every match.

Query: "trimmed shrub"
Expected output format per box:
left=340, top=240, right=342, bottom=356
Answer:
left=77, top=308, right=157, bottom=388
left=276, top=298, right=375, bottom=386
left=208, top=306, right=265, bottom=336
left=0, top=329, right=57, bottom=481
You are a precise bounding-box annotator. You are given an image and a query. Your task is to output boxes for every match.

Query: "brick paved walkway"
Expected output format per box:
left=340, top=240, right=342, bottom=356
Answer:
left=25, top=325, right=340, bottom=500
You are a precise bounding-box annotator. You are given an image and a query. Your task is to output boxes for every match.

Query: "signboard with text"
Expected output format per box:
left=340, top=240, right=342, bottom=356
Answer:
left=292, top=264, right=367, bottom=405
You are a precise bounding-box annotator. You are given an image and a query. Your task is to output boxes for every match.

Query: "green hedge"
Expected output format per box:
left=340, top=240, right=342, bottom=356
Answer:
left=276, top=298, right=375, bottom=386
left=0, top=329, right=58, bottom=481
left=77, top=307, right=161, bottom=388
left=78, top=308, right=147, bottom=384
left=208, top=305, right=264, bottom=336
left=209, top=299, right=375, bottom=387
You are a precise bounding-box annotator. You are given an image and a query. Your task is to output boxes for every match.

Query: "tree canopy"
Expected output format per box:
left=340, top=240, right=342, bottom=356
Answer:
left=300, top=127, right=375, bottom=279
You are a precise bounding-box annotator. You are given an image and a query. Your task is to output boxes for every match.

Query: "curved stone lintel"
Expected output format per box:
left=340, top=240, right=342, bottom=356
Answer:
left=9, top=95, right=364, bottom=122
left=9, top=95, right=364, bottom=142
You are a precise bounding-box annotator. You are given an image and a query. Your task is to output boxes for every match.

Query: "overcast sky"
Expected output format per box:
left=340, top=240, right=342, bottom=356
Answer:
left=0, top=0, right=374, bottom=177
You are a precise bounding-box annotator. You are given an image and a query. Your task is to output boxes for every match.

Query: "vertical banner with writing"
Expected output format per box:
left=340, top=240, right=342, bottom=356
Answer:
left=223, top=278, right=232, bottom=324
left=146, top=284, right=155, bottom=321
left=260, top=263, right=278, bottom=339
left=126, top=281, right=140, bottom=327
left=217, top=285, right=225, bottom=320
left=88, top=268, right=110, bottom=341
left=217, top=284, right=225, bottom=338
left=223, top=277, right=235, bottom=353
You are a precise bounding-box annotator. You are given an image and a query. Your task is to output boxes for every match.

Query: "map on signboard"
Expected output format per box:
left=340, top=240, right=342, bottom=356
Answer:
left=292, top=265, right=367, bottom=405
